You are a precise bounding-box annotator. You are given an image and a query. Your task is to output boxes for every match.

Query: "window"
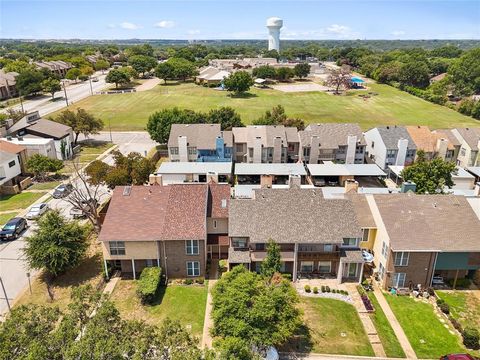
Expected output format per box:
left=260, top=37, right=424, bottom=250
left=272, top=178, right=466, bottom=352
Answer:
left=146, top=259, right=155, bottom=267
left=371, top=141, right=375, bottom=149
left=393, top=272, right=406, bottom=288
left=394, top=252, right=409, bottom=266
left=378, top=262, right=385, bottom=279
left=300, top=261, right=314, bottom=272
left=236, top=144, right=244, bottom=152
left=324, top=244, right=333, bottom=252
left=8, top=160, right=15, bottom=168
left=318, top=261, right=331, bottom=273
left=342, top=238, right=359, bottom=247
left=232, top=237, right=247, bottom=248
left=255, top=243, right=265, bottom=251
left=460, top=147, right=466, bottom=157
left=362, top=229, right=369, bottom=242
left=188, top=147, right=197, bottom=155
left=406, top=149, right=416, bottom=158
left=170, top=147, right=179, bottom=155
left=185, top=240, right=199, bottom=255
left=386, top=149, right=397, bottom=158
left=303, top=147, right=310, bottom=157
left=381, top=241, right=389, bottom=257
left=355, top=146, right=363, bottom=154
left=109, top=241, right=125, bottom=255
left=187, top=261, right=200, bottom=277
left=213, top=220, right=217, bottom=229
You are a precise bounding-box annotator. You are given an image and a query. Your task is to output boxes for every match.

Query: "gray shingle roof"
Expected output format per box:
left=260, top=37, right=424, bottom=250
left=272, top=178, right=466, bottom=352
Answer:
left=455, top=128, right=480, bottom=151
left=168, top=124, right=232, bottom=149
left=376, top=126, right=416, bottom=150
left=229, top=188, right=362, bottom=244
left=299, top=123, right=366, bottom=149
left=26, top=119, right=71, bottom=139
left=232, top=125, right=298, bottom=147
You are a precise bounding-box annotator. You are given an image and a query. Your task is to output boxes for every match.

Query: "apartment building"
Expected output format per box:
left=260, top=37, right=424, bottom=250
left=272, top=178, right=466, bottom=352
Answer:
left=432, top=129, right=462, bottom=162
left=364, top=126, right=417, bottom=169
left=406, top=125, right=456, bottom=162
left=34, top=60, right=72, bottom=78
left=228, top=188, right=365, bottom=283
left=298, top=123, right=366, bottom=164
left=232, top=125, right=299, bottom=163
left=451, top=128, right=480, bottom=168
left=99, top=183, right=230, bottom=280
left=168, top=124, right=233, bottom=162
left=0, top=70, right=19, bottom=100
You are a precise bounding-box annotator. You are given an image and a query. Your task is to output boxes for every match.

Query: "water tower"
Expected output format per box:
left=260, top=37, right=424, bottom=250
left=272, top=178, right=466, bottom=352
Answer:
left=266, top=17, right=283, bottom=52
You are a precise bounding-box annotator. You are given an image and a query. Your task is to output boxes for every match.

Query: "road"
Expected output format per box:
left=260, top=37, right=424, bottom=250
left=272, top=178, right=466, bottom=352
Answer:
left=7, top=72, right=107, bottom=117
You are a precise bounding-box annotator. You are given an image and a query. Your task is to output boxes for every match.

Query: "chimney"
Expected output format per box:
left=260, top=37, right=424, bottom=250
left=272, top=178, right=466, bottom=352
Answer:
left=178, top=136, right=188, bottom=162
left=396, top=138, right=409, bottom=166
left=253, top=136, right=262, bottom=163
left=309, top=136, right=320, bottom=164
left=148, top=174, right=163, bottom=186
left=436, top=138, right=448, bottom=160
left=206, top=172, right=218, bottom=183
left=260, top=174, right=273, bottom=188
left=273, top=136, right=282, bottom=163
left=289, top=174, right=301, bottom=188
left=474, top=182, right=480, bottom=197
left=401, top=181, right=416, bottom=193
left=344, top=179, right=359, bottom=193
left=345, top=135, right=357, bottom=164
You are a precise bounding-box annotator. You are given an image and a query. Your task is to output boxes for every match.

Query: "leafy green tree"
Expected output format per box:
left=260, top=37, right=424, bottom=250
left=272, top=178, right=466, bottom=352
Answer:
left=105, top=68, right=131, bottom=88
left=80, top=65, right=94, bottom=77
left=23, top=210, right=89, bottom=278
left=448, top=48, right=480, bottom=96
left=206, top=107, right=243, bottom=130
left=373, top=61, right=402, bottom=83
left=3, top=60, right=36, bottom=74
left=94, top=59, right=110, bottom=73
left=211, top=266, right=301, bottom=348
left=261, top=239, right=281, bottom=278
left=128, top=55, right=157, bottom=77
left=215, top=337, right=258, bottom=360
left=430, top=45, right=462, bottom=59
left=26, top=154, right=64, bottom=180
left=263, top=49, right=279, bottom=60
left=84, top=159, right=111, bottom=185
left=223, top=71, right=254, bottom=95
left=155, top=61, right=175, bottom=83
left=15, top=69, right=45, bottom=96
left=294, top=63, right=311, bottom=78
left=398, top=61, right=430, bottom=88
left=125, top=44, right=154, bottom=57
left=55, top=108, right=104, bottom=145
left=401, top=150, right=457, bottom=194
left=252, top=65, right=276, bottom=79
left=65, top=67, right=82, bottom=83
left=147, top=107, right=204, bottom=143
left=275, top=67, right=294, bottom=81
left=169, top=57, right=198, bottom=81
left=252, top=104, right=305, bottom=129
left=41, top=77, right=61, bottom=99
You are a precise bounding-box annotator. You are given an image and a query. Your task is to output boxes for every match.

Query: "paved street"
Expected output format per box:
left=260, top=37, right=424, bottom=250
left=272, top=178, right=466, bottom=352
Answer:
left=6, top=73, right=107, bottom=117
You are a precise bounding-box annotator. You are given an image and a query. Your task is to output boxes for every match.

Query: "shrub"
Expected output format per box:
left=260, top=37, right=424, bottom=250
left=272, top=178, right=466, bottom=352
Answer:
left=357, top=285, right=367, bottom=296
left=304, top=285, right=311, bottom=293
left=136, top=267, right=162, bottom=304
left=184, top=278, right=193, bottom=285
left=218, top=259, right=228, bottom=273
left=313, top=287, right=318, bottom=294
left=333, top=289, right=337, bottom=294
left=449, top=316, right=463, bottom=333
left=281, top=273, right=292, bottom=281
left=325, top=286, right=331, bottom=293
left=427, top=287, right=435, bottom=296
left=439, top=302, right=450, bottom=314
left=436, top=298, right=445, bottom=305
left=195, top=277, right=205, bottom=285
left=321, top=286, right=326, bottom=293
left=463, top=327, right=480, bottom=349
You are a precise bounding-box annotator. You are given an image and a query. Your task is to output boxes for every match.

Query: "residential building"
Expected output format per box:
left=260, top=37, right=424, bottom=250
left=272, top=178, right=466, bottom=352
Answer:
left=1, top=137, right=57, bottom=159
left=432, top=129, right=462, bottom=162
left=34, top=60, right=72, bottom=78
left=364, top=126, right=417, bottom=169
left=451, top=128, right=480, bottom=168
left=99, top=183, right=231, bottom=280
left=366, top=193, right=480, bottom=289
left=0, top=70, right=19, bottom=100
left=0, top=141, right=27, bottom=193
left=298, top=123, right=366, bottom=164
left=232, top=125, right=299, bottom=163
left=206, top=182, right=230, bottom=260
left=156, top=162, right=232, bottom=184
left=168, top=124, right=232, bottom=162
left=406, top=125, right=456, bottom=162
left=228, top=188, right=365, bottom=283
left=195, top=66, right=230, bottom=86
left=6, top=111, right=74, bottom=159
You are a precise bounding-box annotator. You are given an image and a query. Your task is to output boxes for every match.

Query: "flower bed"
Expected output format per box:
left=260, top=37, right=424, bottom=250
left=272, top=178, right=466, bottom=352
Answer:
left=357, top=285, right=375, bottom=312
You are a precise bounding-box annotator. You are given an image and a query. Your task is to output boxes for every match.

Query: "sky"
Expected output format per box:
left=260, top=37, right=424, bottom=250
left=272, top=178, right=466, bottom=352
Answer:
left=1, top=0, right=479, bottom=40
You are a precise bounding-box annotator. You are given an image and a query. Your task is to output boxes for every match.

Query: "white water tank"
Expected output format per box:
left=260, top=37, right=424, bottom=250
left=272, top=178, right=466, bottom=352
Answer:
left=266, top=17, right=283, bottom=52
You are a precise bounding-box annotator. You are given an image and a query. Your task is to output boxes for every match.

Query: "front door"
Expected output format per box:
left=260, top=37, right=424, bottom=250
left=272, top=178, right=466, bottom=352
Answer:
left=348, top=263, right=357, bottom=278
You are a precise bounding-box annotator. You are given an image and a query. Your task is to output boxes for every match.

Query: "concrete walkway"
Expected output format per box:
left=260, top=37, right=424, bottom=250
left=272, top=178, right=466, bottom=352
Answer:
left=372, top=287, right=417, bottom=359
left=201, top=279, right=216, bottom=349
left=346, top=284, right=386, bottom=357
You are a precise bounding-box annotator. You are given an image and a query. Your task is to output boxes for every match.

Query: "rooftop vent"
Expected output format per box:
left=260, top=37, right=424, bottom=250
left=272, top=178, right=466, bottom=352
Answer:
left=123, top=185, right=132, bottom=196
left=221, top=199, right=227, bottom=208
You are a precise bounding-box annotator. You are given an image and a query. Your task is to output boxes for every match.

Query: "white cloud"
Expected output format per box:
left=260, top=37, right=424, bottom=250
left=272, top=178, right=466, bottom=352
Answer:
left=326, top=24, right=350, bottom=35
left=155, top=20, right=175, bottom=29
left=187, top=29, right=200, bottom=35
left=120, top=22, right=141, bottom=30
left=391, top=30, right=406, bottom=36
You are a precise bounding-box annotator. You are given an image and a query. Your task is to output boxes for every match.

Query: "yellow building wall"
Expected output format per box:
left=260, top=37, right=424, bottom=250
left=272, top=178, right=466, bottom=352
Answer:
left=360, top=228, right=377, bottom=251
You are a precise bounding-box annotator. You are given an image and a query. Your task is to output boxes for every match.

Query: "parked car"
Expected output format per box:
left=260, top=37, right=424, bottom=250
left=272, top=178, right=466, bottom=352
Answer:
left=432, top=276, right=445, bottom=285
left=69, top=199, right=98, bottom=219
left=26, top=203, right=49, bottom=220
left=53, top=183, right=73, bottom=199
left=0, top=217, right=27, bottom=241
left=440, top=355, right=475, bottom=360
left=91, top=77, right=99, bottom=82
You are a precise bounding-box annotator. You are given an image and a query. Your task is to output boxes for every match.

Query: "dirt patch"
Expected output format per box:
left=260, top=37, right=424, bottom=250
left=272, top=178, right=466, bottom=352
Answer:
left=136, top=78, right=161, bottom=92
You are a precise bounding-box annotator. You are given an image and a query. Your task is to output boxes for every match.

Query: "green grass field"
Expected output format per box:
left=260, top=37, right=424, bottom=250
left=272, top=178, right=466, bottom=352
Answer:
left=0, top=212, right=19, bottom=226
left=386, top=295, right=465, bottom=358
left=54, top=82, right=479, bottom=131
left=436, top=290, right=480, bottom=330
left=0, top=192, right=47, bottom=212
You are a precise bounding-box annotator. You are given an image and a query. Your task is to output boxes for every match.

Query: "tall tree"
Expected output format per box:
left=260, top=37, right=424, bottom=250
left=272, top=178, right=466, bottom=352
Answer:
left=128, top=55, right=157, bottom=77
left=294, top=63, right=311, bottom=78
left=65, top=68, right=82, bottom=83
left=94, top=59, right=110, bottom=74
left=261, top=239, right=281, bottom=278
left=26, top=154, right=64, bottom=181
left=253, top=105, right=305, bottom=130
left=252, top=65, right=276, bottom=79
left=105, top=68, right=131, bottom=88
left=206, top=107, right=243, bottom=130
left=223, top=71, right=254, bottom=95
left=325, top=65, right=352, bottom=94
left=41, top=77, right=61, bottom=99
left=155, top=61, right=175, bottom=84
left=275, top=67, right=294, bottom=82
left=55, top=108, right=104, bottom=145
left=147, top=107, right=204, bottom=143
left=398, top=61, right=430, bottom=89
left=15, top=69, right=45, bottom=96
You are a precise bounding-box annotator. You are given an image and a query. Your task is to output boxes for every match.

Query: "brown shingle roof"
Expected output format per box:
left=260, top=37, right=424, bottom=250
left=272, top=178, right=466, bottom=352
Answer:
left=373, top=193, right=480, bottom=252
left=0, top=140, right=26, bottom=154
left=406, top=125, right=454, bottom=152
left=347, top=193, right=376, bottom=228
left=207, top=182, right=230, bottom=218
left=99, top=184, right=207, bottom=242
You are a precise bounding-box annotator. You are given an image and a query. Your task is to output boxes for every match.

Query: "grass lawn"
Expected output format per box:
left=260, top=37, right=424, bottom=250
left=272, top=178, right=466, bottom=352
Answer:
left=386, top=295, right=465, bottom=358
left=52, top=82, right=480, bottom=131
left=0, top=212, right=19, bottom=225
left=436, top=290, right=480, bottom=330
left=0, top=191, right=47, bottom=211
left=14, top=241, right=104, bottom=311
left=28, top=181, right=62, bottom=191
left=110, top=280, right=208, bottom=339
left=284, top=297, right=374, bottom=356
left=60, top=141, right=115, bottom=175
left=367, top=292, right=405, bottom=358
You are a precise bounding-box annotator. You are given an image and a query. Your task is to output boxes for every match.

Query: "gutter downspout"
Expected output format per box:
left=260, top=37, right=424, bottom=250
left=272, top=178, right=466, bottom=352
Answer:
left=163, top=241, right=168, bottom=281
left=429, top=252, right=438, bottom=288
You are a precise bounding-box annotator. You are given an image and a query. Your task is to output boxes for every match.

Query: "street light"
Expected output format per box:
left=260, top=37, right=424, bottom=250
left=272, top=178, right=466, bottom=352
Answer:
left=88, top=75, right=93, bottom=96
left=62, top=80, right=69, bottom=106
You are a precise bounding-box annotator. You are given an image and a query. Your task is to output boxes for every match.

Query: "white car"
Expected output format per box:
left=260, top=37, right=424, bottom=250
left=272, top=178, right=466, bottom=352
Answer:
left=26, top=203, right=49, bottom=220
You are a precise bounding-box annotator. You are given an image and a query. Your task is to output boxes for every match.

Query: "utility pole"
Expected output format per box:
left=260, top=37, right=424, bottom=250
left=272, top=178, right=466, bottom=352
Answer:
left=62, top=81, right=69, bottom=106
left=19, top=95, right=25, bottom=113
left=0, top=277, right=11, bottom=312
left=88, top=76, right=93, bottom=96
left=108, top=118, right=113, bottom=143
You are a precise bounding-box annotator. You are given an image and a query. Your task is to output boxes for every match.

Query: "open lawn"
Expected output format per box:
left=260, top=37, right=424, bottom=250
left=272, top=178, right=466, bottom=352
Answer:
left=28, top=181, right=62, bottom=191
left=386, top=295, right=465, bottom=358
left=366, top=292, right=405, bottom=358
left=283, top=297, right=374, bottom=356
left=110, top=280, right=208, bottom=339
left=0, top=212, right=19, bottom=225
left=436, top=290, right=480, bottom=330
left=53, top=82, right=480, bottom=131
left=60, top=141, right=115, bottom=175
left=0, top=191, right=47, bottom=212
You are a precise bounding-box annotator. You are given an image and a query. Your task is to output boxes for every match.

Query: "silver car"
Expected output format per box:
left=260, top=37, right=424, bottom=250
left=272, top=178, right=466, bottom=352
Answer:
left=26, top=203, right=49, bottom=220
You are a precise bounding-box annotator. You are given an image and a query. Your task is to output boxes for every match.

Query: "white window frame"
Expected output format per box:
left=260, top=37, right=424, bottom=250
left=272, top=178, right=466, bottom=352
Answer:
left=324, top=244, right=333, bottom=252
left=186, top=261, right=200, bottom=277
left=342, top=238, right=359, bottom=247
left=318, top=261, right=331, bottom=273
left=381, top=241, right=389, bottom=258
left=378, top=262, right=385, bottom=279
left=109, top=241, right=126, bottom=255
left=300, top=261, right=314, bottom=272
left=393, top=272, right=406, bottom=288
left=185, top=240, right=199, bottom=255
left=394, top=252, right=409, bottom=266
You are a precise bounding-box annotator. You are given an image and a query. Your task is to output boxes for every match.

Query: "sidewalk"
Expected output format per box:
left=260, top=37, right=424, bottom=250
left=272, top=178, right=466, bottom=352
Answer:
left=201, top=279, right=217, bottom=349
left=372, top=287, right=417, bottom=359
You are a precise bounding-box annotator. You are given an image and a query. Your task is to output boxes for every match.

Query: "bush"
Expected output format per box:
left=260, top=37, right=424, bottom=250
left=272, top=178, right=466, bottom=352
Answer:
left=218, top=259, right=228, bottom=273
left=281, top=273, right=292, bottom=281
left=427, top=287, right=435, bottom=296
left=313, top=287, right=318, bottom=294
left=184, top=278, right=193, bottom=285
left=436, top=298, right=445, bottom=305
left=321, top=285, right=326, bottom=293
left=304, top=285, right=311, bottom=293
left=449, top=316, right=463, bottom=333
left=439, top=302, right=450, bottom=314
left=136, top=267, right=162, bottom=304
left=463, top=327, right=480, bottom=349
left=325, top=286, right=331, bottom=293
left=195, top=277, right=205, bottom=285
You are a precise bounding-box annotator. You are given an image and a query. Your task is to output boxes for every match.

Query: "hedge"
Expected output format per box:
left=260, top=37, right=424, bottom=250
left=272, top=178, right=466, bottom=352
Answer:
left=137, top=267, right=162, bottom=304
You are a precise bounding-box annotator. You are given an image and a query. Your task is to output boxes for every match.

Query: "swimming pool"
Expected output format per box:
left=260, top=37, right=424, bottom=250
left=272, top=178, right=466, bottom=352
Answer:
left=351, top=77, right=365, bottom=83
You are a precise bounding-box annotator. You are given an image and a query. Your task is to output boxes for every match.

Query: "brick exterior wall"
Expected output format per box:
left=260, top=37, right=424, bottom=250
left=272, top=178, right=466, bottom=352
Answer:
left=386, top=251, right=436, bottom=288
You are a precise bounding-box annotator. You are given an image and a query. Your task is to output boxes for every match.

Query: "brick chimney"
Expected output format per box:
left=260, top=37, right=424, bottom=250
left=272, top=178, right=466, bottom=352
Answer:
left=148, top=174, right=163, bottom=186
left=344, top=179, right=359, bottom=193
left=260, top=174, right=273, bottom=188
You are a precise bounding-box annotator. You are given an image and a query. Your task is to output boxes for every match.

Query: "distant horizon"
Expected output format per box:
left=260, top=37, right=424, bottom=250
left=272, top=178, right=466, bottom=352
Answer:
left=1, top=38, right=479, bottom=42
